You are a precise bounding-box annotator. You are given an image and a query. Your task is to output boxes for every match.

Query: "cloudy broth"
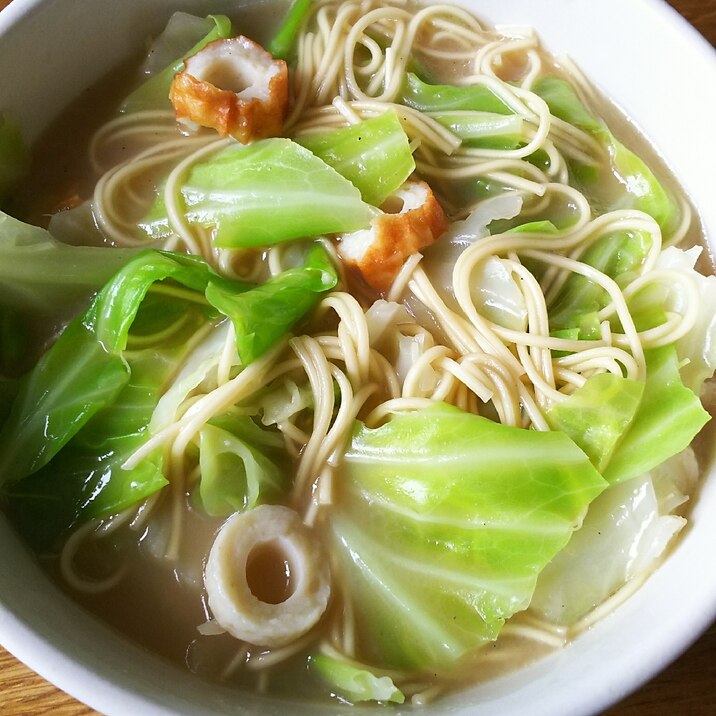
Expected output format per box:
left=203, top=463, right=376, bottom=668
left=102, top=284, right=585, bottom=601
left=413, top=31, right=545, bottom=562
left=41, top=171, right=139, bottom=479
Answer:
left=6, top=0, right=715, bottom=706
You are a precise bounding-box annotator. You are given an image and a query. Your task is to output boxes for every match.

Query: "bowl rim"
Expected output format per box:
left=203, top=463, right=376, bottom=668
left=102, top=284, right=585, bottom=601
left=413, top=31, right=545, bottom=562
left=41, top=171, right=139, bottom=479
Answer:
left=0, top=0, right=715, bottom=715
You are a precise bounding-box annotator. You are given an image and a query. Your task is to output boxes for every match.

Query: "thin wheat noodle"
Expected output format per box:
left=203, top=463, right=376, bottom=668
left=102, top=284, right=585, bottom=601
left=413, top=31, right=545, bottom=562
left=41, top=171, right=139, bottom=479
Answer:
left=59, top=520, right=128, bottom=594
left=45, top=0, right=710, bottom=698
left=123, top=342, right=286, bottom=470
left=522, top=249, right=646, bottom=378
left=289, top=336, right=336, bottom=502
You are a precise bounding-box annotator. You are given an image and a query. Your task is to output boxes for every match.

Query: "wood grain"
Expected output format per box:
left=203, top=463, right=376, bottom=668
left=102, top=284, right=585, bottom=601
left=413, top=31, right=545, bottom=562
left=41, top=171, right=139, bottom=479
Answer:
left=0, top=0, right=715, bottom=714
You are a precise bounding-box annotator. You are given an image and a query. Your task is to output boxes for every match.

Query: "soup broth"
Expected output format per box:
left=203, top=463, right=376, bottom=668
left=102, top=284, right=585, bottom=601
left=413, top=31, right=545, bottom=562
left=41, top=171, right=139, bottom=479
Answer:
left=2, top=0, right=715, bottom=707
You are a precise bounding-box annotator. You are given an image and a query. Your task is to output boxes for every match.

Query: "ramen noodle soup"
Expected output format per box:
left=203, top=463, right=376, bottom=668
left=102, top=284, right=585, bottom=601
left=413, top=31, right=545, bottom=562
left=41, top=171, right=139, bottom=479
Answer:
left=1, top=0, right=715, bottom=706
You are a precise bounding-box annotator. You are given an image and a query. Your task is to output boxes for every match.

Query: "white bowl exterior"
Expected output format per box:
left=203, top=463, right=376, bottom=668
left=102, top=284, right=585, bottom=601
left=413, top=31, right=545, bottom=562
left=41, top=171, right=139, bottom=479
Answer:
left=0, top=1, right=715, bottom=715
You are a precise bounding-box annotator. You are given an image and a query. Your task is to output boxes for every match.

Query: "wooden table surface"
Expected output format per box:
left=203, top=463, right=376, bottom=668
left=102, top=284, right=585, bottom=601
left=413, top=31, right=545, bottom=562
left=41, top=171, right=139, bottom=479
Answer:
left=1, top=0, right=715, bottom=714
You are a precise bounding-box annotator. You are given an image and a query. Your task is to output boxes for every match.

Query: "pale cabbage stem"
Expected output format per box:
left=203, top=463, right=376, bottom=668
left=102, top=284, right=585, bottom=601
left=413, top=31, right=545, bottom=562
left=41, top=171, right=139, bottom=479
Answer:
left=567, top=569, right=653, bottom=639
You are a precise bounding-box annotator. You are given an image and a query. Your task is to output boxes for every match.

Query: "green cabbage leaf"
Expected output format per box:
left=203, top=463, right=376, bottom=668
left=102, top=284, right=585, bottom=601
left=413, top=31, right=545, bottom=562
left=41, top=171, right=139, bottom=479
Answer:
left=400, top=73, right=511, bottom=114
left=297, top=111, right=415, bottom=206
left=309, top=654, right=405, bottom=704
left=267, top=0, right=313, bottom=60
left=0, top=376, right=19, bottom=428
left=0, top=211, right=137, bottom=315
left=3, top=343, right=182, bottom=550
left=0, top=244, right=336, bottom=527
left=546, top=346, right=708, bottom=486
left=0, top=250, right=214, bottom=486
left=120, top=13, right=232, bottom=114
left=141, top=138, right=373, bottom=247
left=330, top=402, right=607, bottom=671
left=0, top=202, right=135, bottom=382
left=205, top=242, right=337, bottom=364
left=603, top=346, right=710, bottom=484
left=533, top=77, right=681, bottom=239
left=548, top=228, right=652, bottom=335
left=546, top=372, right=644, bottom=472
left=430, top=111, right=523, bottom=150
left=197, top=414, right=286, bottom=517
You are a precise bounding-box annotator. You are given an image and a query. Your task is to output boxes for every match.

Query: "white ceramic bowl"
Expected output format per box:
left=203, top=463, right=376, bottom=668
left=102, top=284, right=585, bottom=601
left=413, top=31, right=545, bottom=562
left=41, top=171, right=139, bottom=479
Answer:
left=1, top=1, right=715, bottom=714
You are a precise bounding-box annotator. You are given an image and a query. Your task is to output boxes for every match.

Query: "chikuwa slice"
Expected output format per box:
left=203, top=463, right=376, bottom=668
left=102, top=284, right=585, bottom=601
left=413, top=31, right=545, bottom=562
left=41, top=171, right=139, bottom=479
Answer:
left=205, top=504, right=331, bottom=647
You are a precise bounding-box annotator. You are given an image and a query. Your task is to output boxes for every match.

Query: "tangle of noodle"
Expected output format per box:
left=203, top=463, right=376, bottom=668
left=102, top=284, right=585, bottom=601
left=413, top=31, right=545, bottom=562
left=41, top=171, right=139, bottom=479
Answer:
left=52, top=0, right=705, bottom=701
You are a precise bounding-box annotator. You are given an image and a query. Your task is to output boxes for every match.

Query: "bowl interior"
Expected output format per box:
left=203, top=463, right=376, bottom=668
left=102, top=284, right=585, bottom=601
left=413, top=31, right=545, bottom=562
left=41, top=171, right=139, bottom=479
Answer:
left=1, top=1, right=715, bottom=714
